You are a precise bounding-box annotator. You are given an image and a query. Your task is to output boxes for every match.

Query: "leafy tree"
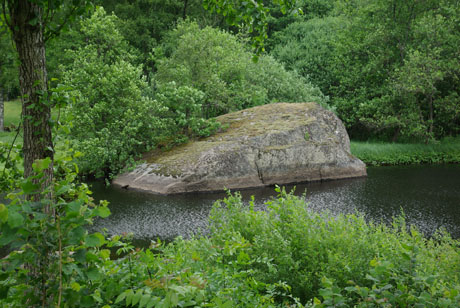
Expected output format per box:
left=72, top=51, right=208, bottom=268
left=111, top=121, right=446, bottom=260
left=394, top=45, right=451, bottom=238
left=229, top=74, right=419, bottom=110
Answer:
left=155, top=21, right=327, bottom=118
left=270, top=16, right=343, bottom=96
left=203, top=0, right=298, bottom=55
left=98, top=0, right=223, bottom=77
left=394, top=10, right=460, bottom=141
left=1, top=0, right=92, bottom=190
left=269, top=0, right=460, bottom=141
left=265, top=0, right=336, bottom=50
left=62, top=8, right=166, bottom=177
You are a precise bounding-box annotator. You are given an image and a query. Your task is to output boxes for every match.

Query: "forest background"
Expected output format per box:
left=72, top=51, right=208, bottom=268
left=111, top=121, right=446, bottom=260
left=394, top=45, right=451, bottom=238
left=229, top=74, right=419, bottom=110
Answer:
left=1, top=0, right=460, bottom=179
left=1, top=1, right=460, bottom=307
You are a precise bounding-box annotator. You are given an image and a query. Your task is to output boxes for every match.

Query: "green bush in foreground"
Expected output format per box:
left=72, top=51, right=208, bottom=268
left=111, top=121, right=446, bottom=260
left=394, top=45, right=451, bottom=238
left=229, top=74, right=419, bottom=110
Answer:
left=2, top=186, right=460, bottom=307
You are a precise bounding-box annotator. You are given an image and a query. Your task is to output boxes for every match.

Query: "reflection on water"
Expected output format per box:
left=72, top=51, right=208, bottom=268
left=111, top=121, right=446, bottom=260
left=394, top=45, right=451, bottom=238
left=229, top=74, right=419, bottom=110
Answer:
left=91, top=164, right=460, bottom=241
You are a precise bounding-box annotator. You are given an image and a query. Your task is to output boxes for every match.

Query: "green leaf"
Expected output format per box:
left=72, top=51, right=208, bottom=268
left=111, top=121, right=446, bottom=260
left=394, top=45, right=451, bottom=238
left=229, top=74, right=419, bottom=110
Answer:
left=0, top=204, right=8, bottom=223
left=68, top=226, right=85, bottom=245
left=115, top=292, right=126, bottom=304
left=132, top=290, right=143, bottom=306
left=139, top=294, right=151, bottom=308
left=32, top=157, right=52, bottom=172
left=85, top=233, right=104, bottom=247
left=0, top=225, right=18, bottom=246
left=146, top=298, right=159, bottom=308
left=126, top=289, right=134, bottom=306
left=74, top=248, right=87, bottom=263
left=8, top=210, right=24, bottom=229
left=71, top=282, right=81, bottom=292
left=81, top=295, right=95, bottom=307
left=21, top=180, right=40, bottom=194
left=56, top=184, right=71, bottom=196
left=94, top=206, right=111, bottom=218
left=87, top=267, right=101, bottom=281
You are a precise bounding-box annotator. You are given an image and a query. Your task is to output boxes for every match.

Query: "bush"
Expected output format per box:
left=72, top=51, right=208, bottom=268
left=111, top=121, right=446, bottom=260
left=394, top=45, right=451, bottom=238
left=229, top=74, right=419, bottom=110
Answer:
left=62, top=8, right=168, bottom=177
left=3, top=184, right=460, bottom=307
left=155, top=21, right=327, bottom=118
left=154, top=82, right=221, bottom=143
left=63, top=53, right=166, bottom=177
left=206, top=188, right=460, bottom=306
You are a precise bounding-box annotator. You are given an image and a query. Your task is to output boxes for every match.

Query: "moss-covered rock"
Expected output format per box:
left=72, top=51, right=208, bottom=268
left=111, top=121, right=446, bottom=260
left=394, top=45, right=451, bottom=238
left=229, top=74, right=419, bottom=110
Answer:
left=113, top=103, right=366, bottom=194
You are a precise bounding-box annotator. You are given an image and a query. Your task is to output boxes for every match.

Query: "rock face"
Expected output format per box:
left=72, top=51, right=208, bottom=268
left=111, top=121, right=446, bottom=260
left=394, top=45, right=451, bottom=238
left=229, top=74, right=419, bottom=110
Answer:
left=113, top=103, right=366, bottom=194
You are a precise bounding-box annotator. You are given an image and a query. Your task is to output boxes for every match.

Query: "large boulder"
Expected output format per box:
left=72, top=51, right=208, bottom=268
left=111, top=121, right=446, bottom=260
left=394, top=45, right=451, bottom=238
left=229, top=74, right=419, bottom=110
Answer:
left=113, top=103, right=366, bottom=194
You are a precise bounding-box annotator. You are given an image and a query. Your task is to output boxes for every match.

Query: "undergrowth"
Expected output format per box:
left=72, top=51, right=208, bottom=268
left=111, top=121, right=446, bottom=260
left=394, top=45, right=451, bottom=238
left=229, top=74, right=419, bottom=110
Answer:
left=2, top=184, right=460, bottom=307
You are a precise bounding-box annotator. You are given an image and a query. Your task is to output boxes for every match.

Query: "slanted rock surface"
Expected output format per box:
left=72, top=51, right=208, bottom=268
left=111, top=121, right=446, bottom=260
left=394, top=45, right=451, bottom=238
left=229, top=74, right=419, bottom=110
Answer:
left=113, top=103, right=366, bottom=194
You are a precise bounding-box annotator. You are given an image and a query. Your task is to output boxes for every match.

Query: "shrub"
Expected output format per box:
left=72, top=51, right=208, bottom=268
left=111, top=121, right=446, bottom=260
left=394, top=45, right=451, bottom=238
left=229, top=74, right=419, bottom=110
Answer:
left=62, top=8, right=168, bottom=177
left=63, top=53, right=166, bottom=177
left=155, top=21, right=327, bottom=118
left=154, top=82, right=221, bottom=143
left=2, top=184, right=460, bottom=307
left=207, top=188, right=460, bottom=306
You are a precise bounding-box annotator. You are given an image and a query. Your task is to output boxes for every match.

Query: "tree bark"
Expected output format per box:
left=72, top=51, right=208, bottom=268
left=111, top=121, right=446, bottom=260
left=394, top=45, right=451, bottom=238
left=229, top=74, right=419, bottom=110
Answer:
left=8, top=0, right=54, bottom=189
left=426, top=94, right=434, bottom=144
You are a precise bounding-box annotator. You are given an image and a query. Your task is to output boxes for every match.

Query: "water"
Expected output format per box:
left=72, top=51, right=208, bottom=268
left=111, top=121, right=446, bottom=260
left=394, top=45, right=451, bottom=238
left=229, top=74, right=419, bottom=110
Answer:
left=91, top=164, right=460, bottom=242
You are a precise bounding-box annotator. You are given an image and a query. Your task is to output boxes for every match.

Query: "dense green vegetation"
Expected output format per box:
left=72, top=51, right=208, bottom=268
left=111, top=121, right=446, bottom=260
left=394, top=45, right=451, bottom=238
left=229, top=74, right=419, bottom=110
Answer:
left=2, top=0, right=460, bottom=175
left=270, top=0, right=460, bottom=142
left=1, top=0, right=460, bottom=307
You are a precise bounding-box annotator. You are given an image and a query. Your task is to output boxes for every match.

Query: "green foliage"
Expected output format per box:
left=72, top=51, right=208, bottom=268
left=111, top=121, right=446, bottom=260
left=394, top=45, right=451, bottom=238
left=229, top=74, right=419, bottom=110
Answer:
left=154, top=82, right=221, bottom=142
left=207, top=188, right=460, bottom=306
left=0, top=142, right=22, bottom=191
left=351, top=138, right=460, bottom=166
left=155, top=21, right=327, bottom=118
left=203, top=0, right=298, bottom=55
left=63, top=55, right=166, bottom=177
left=0, top=31, right=19, bottom=100
left=0, top=152, right=113, bottom=307
left=269, top=0, right=460, bottom=141
left=3, top=180, right=460, bottom=306
left=62, top=8, right=167, bottom=177
left=270, top=16, right=344, bottom=96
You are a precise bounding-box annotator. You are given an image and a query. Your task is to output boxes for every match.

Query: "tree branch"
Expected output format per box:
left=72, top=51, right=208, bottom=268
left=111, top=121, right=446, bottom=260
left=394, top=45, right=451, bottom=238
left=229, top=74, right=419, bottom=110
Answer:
left=1, top=0, right=11, bottom=29
left=44, top=5, right=78, bottom=42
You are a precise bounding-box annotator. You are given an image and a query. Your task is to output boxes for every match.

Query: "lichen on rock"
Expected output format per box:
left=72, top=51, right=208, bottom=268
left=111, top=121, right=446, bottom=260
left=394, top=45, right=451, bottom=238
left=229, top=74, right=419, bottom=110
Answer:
left=113, top=103, right=366, bottom=194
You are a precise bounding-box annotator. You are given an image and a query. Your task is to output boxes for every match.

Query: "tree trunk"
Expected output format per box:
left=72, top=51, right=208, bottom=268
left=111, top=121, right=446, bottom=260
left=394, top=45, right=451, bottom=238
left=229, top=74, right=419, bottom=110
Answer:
left=0, top=88, right=4, bottom=132
left=9, top=0, right=54, bottom=189
left=392, top=126, right=400, bottom=142
left=183, top=0, right=189, bottom=19
left=426, top=94, right=434, bottom=144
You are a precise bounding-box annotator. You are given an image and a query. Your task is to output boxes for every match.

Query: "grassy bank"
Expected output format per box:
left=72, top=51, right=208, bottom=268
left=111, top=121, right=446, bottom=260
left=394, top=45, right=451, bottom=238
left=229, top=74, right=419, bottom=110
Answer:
left=0, top=100, right=22, bottom=144
left=351, top=138, right=460, bottom=166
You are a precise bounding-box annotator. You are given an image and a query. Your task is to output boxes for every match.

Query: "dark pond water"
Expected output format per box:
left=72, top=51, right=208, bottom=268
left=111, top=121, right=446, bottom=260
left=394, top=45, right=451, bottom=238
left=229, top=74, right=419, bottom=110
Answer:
left=90, top=164, right=460, bottom=242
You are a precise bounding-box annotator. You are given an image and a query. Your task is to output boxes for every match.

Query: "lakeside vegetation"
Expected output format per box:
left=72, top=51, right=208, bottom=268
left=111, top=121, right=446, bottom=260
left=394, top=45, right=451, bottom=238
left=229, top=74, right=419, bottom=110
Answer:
left=1, top=0, right=460, bottom=307
left=3, top=184, right=460, bottom=307
left=351, top=138, right=460, bottom=166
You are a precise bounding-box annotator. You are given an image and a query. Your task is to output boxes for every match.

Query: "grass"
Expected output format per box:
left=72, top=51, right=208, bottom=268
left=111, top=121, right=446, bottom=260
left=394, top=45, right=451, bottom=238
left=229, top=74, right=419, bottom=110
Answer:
left=1, top=99, right=22, bottom=144
left=1, top=99, right=60, bottom=145
left=351, top=137, right=460, bottom=165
